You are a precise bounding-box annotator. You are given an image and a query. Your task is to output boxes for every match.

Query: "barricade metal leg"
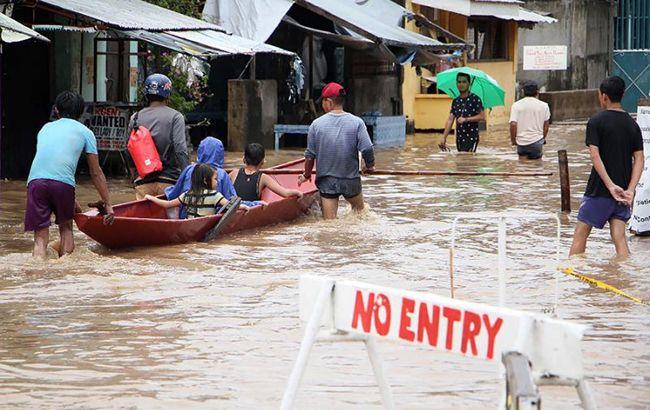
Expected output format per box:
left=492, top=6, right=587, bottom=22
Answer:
left=536, top=376, right=598, bottom=410
left=498, top=216, right=507, bottom=307
left=365, top=337, right=396, bottom=410
left=576, top=380, right=597, bottom=410
left=281, top=280, right=334, bottom=410
left=502, top=351, right=541, bottom=410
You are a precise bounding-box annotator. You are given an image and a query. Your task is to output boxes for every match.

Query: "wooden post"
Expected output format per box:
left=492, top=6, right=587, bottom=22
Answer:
left=308, top=33, right=314, bottom=100
left=558, top=150, right=571, bottom=213
left=250, top=55, right=256, bottom=81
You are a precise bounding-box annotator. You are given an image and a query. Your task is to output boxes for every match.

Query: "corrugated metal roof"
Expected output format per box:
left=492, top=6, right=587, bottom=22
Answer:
left=120, top=29, right=293, bottom=58
left=169, top=30, right=294, bottom=55
left=298, top=0, right=444, bottom=48
left=0, top=12, right=50, bottom=42
left=494, top=8, right=557, bottom=23
left=413, top=0, right=555, bottom=23
left=38, top=0, right=225, bottom=31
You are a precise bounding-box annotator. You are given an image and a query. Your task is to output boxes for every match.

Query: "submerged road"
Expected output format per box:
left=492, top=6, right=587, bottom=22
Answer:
left=0, top=124, right=648, bottom=408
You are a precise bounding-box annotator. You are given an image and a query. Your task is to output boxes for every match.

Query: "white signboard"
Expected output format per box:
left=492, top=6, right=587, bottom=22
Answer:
left=631, top=106, right=650, bottom=234
left=299, top=275, right=586, bottom=380
left=523, top=45, right=568, bottom=70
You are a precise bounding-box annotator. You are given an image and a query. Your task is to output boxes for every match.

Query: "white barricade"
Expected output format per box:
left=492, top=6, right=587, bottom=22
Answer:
left=450, top=212, right=561, bottom=313
left=631, top=105, right=650, bottom=234
left=282, top=275, right=592, bottom=409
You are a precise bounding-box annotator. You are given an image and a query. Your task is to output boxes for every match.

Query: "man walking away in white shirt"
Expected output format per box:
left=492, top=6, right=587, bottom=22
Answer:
left=509, top=81, right=550, bottom=159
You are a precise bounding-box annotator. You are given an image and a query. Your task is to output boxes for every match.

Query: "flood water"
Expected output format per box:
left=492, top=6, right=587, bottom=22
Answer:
left=0, top=124, right=648, bottom=409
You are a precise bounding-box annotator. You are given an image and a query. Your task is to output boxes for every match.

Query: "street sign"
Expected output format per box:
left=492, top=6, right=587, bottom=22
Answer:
left=299, top=275, right=585, bottom=379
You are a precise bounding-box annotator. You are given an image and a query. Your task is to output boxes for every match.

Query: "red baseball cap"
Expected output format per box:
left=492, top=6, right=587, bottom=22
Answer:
left=320, top=82, right=346, bottom=99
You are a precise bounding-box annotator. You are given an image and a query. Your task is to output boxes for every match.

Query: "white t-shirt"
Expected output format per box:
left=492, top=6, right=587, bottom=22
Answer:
left=509, top=97, right=551, bottom=146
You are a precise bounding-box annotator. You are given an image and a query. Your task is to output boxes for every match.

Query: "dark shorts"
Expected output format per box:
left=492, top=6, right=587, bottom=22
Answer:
left=577, top=195, right=631, bottom=229
left=517, top=139, right=544, bottom=159
left=316, top=176, right=362, bottom=199
left=456, top=135, right=479, bottom=152
left=24, top=179, right=75, bottom=231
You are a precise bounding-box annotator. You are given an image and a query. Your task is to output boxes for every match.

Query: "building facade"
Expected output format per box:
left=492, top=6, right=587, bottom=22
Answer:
left=401, top=0, right=554, bottom=129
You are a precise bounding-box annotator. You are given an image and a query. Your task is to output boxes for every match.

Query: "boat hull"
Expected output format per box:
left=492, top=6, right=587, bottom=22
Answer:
left=74, top=159, right=318, bottom=249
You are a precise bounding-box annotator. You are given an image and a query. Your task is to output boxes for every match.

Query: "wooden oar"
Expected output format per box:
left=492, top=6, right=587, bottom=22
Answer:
left=256, top=168, right=553, bottom=177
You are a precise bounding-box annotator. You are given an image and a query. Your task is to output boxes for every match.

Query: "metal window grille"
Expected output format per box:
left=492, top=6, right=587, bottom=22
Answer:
left=615, top=0, right=650, bottom=50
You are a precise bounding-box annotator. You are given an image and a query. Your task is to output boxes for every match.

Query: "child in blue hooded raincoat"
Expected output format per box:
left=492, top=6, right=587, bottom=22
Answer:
left=165, top=137, right=260, bottom=218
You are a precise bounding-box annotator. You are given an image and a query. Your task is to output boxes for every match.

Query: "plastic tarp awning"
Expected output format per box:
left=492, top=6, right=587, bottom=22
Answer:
left=202, top=0, right=464, bottom=50
left=0, top=13, right=50, bottom=43
left=282, top=16, right=374, bottom=50
left=412, top=0, right=556, bottom=23
left=119, top=29, right=294, bottom=58
left=297, top=0, right=443, bottom=48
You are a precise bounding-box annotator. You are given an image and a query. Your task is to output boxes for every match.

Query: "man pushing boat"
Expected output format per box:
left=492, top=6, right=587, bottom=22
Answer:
left=298, top=82, right=375, bottom=219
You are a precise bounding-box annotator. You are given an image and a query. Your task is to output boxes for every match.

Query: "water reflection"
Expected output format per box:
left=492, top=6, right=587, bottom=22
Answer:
left=0, top=125, right=648, bottom=408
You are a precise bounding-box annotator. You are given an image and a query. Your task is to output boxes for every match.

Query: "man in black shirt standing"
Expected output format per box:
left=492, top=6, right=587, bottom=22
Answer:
left=569, top=76, right=644, bottom=257
left=439, top=73, right=485, bottom=152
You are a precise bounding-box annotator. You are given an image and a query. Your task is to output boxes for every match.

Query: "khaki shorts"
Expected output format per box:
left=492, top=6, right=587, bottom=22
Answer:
left=135, top=182, right=173, bottom=200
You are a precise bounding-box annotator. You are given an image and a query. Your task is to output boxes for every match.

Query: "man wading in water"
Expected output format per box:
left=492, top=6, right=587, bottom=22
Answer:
left=439, top=73, right=485, bottom=152
left=24, top=91, right=114, bottom=259
left=569, top=76, right=644, bottom=257
left=298, top=82, right=375, bottom=219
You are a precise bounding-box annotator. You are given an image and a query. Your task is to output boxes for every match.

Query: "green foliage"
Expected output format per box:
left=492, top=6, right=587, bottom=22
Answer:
left=142, top=0, right=203, bottom=18
left=140, top=0, right=210, bottom=114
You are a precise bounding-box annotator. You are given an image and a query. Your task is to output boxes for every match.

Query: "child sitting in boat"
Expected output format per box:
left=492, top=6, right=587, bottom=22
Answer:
left=146, top=163, right=247, bottom=218
left=229, top=143, right=303, bottom=203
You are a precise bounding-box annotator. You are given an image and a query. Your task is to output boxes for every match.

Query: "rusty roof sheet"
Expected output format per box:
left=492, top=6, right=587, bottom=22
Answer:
left=38, top=0, right=226, bottom=31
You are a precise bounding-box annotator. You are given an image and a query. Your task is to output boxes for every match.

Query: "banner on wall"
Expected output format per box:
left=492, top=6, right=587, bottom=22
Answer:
left=631, top=105, right=650, bottom=234
left=523, top=46, right=568, bottom=70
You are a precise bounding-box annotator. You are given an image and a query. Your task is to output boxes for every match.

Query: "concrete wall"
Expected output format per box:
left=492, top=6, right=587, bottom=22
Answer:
left=517, top=0, right=614, bottom=91
left=347, top=49, right=401, bottom=116
left=227, top=80, right=278, bottom=151
left=539, top=89, right=600, bottom=121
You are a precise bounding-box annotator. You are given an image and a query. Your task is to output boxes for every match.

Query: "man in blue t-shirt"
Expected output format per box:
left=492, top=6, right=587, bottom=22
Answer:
left=25, top=91, right=114, bottom=259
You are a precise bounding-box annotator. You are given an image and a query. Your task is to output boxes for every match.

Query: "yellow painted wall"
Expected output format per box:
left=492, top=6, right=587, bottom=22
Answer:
left=469, top=22, right=518, bottom=126
left=401, top=8, right=520, bottom=129
left=414, top=94, right=453, bottom=129
left=402, top=1, right=421, bottom=127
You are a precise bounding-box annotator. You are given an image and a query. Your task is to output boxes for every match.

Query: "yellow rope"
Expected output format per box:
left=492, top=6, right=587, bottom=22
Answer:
left=561, top=267, right=649, bottom=307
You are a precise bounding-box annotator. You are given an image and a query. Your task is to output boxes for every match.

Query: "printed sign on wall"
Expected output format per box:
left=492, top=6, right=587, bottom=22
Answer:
left=82, top=105, right=132, bottom=151
left=523, top=46, right=568, bottom=70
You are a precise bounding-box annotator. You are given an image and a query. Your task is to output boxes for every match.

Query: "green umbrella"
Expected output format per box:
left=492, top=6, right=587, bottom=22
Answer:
left=436, top=67, right=506, bottom=109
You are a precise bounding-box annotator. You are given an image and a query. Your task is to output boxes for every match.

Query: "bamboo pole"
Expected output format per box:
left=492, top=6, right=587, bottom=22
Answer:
left=253, top=169, right=553, bottom=177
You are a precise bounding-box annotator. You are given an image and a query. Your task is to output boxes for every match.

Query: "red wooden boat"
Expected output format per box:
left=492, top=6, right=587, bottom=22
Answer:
left=74, top=158, right=318, bottom=249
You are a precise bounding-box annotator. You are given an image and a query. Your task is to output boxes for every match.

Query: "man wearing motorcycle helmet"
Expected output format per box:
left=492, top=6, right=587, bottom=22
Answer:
left=128, top=73, right=190, bottom=199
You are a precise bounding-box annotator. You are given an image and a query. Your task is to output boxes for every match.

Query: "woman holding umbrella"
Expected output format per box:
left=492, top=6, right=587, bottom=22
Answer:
left=437, top=67, right=505, bottom=152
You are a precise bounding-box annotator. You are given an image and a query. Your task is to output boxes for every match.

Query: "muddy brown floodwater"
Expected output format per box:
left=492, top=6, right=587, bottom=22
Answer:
left=0, top=124, right=648, bottom=409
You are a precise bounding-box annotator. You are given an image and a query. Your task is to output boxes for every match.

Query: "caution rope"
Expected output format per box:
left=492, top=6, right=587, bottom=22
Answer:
left=560, top=268, right=649, bottom=307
